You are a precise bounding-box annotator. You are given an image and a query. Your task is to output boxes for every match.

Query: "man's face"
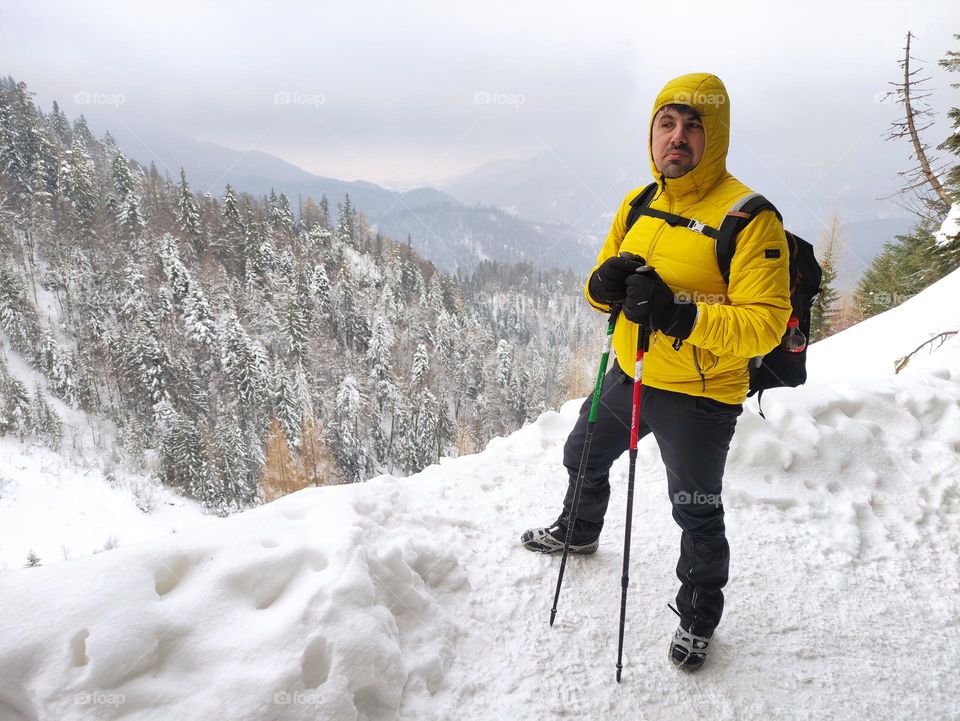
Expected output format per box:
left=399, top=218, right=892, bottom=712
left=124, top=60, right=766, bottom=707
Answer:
left=651, top=106, right=705, bottom=179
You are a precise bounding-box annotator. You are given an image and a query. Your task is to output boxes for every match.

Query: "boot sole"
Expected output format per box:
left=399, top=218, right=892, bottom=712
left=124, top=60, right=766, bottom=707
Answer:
left=521, top=539, right=599, bottom=555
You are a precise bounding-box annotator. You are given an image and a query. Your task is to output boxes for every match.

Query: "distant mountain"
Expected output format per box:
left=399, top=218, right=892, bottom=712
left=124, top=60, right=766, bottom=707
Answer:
left=440, top=141, right=918, bottom=288
left=101, top=124, right=596, bottom=273
left=101, top=123, right=916, bottom=281
left=440, top=138, right=916, bottom=236
left=371, top=204, right=597, bottom=271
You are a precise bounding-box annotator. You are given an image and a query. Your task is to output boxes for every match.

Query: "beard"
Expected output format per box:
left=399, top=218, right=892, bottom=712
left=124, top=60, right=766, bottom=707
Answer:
left=660, top=154, right=696, bottom=178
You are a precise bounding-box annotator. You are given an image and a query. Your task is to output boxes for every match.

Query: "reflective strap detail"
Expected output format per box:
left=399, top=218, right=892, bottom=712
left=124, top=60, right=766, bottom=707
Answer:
left=727, top=192, right=761, bottom=214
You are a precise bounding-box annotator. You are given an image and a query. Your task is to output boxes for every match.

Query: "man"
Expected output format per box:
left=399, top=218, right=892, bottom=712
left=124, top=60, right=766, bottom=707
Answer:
left=520, top=73, right=791, bottom=671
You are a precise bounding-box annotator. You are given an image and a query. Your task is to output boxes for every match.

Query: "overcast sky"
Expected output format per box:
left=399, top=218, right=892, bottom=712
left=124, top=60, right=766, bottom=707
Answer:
left=1, top=0, right=957, bottom=190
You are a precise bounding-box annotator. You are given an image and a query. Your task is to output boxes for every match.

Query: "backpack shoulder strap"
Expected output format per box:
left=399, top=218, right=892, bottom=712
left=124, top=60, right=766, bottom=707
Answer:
left=715, top=193, right=782, bottom=284
left=625, top=182, right=722, bottom=239
left=624, top=182, right=659, bottom=234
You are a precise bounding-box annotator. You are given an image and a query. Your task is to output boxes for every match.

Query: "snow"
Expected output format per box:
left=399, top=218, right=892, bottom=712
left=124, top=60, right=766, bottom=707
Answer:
left=934, top=203, right=960, bottom=246
left=806, top=266, right=960, bottom=379
left=2, top=242, right=960, bottom=719
left=0, top=439, right=213, bottom=569
left=0, top=334, right=211, bottom=569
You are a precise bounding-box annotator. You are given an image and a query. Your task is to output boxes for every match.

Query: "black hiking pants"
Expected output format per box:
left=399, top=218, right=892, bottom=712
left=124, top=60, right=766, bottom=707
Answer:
left=560, top=365, right=742, bottom=637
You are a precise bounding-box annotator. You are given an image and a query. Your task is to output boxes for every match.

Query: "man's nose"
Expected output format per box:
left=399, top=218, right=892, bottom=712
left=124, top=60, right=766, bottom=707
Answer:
left=669, top=127, right=687, bottom=146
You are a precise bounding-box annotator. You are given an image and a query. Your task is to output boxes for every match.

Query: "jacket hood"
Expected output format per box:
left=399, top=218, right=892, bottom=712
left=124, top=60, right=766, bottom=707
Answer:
left=648, top=73, right=730, bottom=200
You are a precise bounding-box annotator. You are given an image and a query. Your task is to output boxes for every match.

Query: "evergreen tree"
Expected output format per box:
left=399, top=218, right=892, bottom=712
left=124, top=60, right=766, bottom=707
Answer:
left=6, top=376, right=31, bottom=441
left=811, top=214, right=844, bottom=341
left=49, top=100, right=71, bottom=143
left=333, top=375, right=367, bottom=482
left=211, top=410, right=259, bottom=510
left=159, top=415, right=212, bottom=507
left=411, top=342, right=430, bottom=388
left=222, top=183, right=244, bottom=236
left=221, top=317, right=266, bottom=408
left=309, top=263, right=334, bottom=329
left=284, top=273, right=312, bottom=366
left=937, top=34, right=960, bottom=199
left=496, top=339, right=511, bottom=389
left=318, top=194, right=330, bottom=228
left=30, top=387, right=62, bottom=449
left=366, top=315, right=395, bottom=412
left=336, top=194, right=356, bottom=247
left=110, top=151, right=145, bottom=240
left=271, top=360, right=302, bottom=447
left=856, top=220, right=950, bottom=318
left=59, top=138, right=97, bottom=235
left=270, top=190, right=295, bottom=235
left=176, top=168, right=201, bottom=250
left=811, top=250, right=840, bottom=341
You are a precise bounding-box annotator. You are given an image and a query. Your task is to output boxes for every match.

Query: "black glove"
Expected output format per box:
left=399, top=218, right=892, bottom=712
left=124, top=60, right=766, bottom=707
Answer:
left=623, top=267, right=698, bottom=340
left=587, top=255, right=645, bottom=305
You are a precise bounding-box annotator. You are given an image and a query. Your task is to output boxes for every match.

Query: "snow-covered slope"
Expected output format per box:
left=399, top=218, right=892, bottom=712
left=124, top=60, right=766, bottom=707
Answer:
left=0, top=336, right=211, bottom=569
left=2, top=271, right=959, bottom=721
left=806, top=266, right=960, bottom=379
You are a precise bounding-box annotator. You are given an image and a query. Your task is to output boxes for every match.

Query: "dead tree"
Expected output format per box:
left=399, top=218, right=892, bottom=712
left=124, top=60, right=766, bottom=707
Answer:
left=883, top=31, right=953, bottom=221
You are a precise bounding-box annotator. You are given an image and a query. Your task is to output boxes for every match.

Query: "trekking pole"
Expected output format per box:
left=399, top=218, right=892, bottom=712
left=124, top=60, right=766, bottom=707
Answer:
left=615, top=307, right=650, bottom=683
left=550, top=306, right=620, bottom=627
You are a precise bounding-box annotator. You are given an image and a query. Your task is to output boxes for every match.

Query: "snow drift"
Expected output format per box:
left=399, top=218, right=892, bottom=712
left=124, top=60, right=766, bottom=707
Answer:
left=1, top=274, right=959, bottom=720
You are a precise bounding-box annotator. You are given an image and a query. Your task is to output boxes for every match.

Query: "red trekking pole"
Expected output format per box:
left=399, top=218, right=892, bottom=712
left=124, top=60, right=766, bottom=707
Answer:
left=615, top=290, right=650, bottom=683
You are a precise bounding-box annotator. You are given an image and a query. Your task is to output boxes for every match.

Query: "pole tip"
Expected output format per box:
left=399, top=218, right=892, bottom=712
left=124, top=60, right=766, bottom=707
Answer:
left=549, top=609, right=556, bottom=626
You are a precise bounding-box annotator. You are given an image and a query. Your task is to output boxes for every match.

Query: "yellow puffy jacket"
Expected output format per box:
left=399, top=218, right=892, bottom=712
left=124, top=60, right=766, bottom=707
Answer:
left=585, top=73, right=792, bottom=405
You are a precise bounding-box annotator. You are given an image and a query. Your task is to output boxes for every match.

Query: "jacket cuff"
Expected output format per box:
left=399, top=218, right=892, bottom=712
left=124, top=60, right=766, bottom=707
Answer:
left=683, top=303, right=706, bottom=344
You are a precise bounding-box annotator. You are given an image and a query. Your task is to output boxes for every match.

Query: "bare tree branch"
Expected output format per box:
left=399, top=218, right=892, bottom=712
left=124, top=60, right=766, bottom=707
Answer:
left=894, top=330, right=958, bottom=373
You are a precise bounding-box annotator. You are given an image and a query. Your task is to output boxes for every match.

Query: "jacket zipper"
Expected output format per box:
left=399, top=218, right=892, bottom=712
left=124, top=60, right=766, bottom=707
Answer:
left=692, top=345, right=706, bottom=392
left=647, top=176, right=673, bottom=263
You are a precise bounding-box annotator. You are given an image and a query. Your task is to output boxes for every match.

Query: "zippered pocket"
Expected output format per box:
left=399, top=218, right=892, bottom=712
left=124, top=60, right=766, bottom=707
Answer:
left=692, top=345, right=706, bottom=392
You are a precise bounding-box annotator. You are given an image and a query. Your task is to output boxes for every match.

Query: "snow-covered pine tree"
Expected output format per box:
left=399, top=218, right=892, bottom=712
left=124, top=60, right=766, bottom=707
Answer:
left=175, top=168, right=201, bottom=251
left=495, top=338, right=511, bottom=389
left=411, top=342, right=430, bottom=388
left=58, top=137, right=97, bottom=236
left=335, top=194, right=356, bottom=248
left=110, top=151, right=145, bottom=241
left=221, top=316, right=266, bottom=409
left=271, top=191, right=296, bottom=236
left=366, top=315, right=395, bottom=412
left=270, top=360, right=302, bottom=448
left=48, top=100, right=71, bottom=144
left=333, top=374, right=367, bottom=482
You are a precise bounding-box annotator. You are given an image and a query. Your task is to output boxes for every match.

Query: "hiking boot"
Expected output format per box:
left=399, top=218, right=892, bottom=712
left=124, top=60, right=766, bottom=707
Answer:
left=668, top=623, right=711, bottom=672
left=520, top=521, right=599, bottom=554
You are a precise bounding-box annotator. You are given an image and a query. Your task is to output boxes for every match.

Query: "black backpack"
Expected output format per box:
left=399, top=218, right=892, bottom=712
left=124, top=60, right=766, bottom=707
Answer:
left=624, top=182, right=822, bottom=414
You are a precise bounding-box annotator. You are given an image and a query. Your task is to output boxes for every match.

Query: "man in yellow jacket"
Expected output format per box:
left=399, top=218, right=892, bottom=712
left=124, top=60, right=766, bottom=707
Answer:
left=521, top=73, right=792, bottom=671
